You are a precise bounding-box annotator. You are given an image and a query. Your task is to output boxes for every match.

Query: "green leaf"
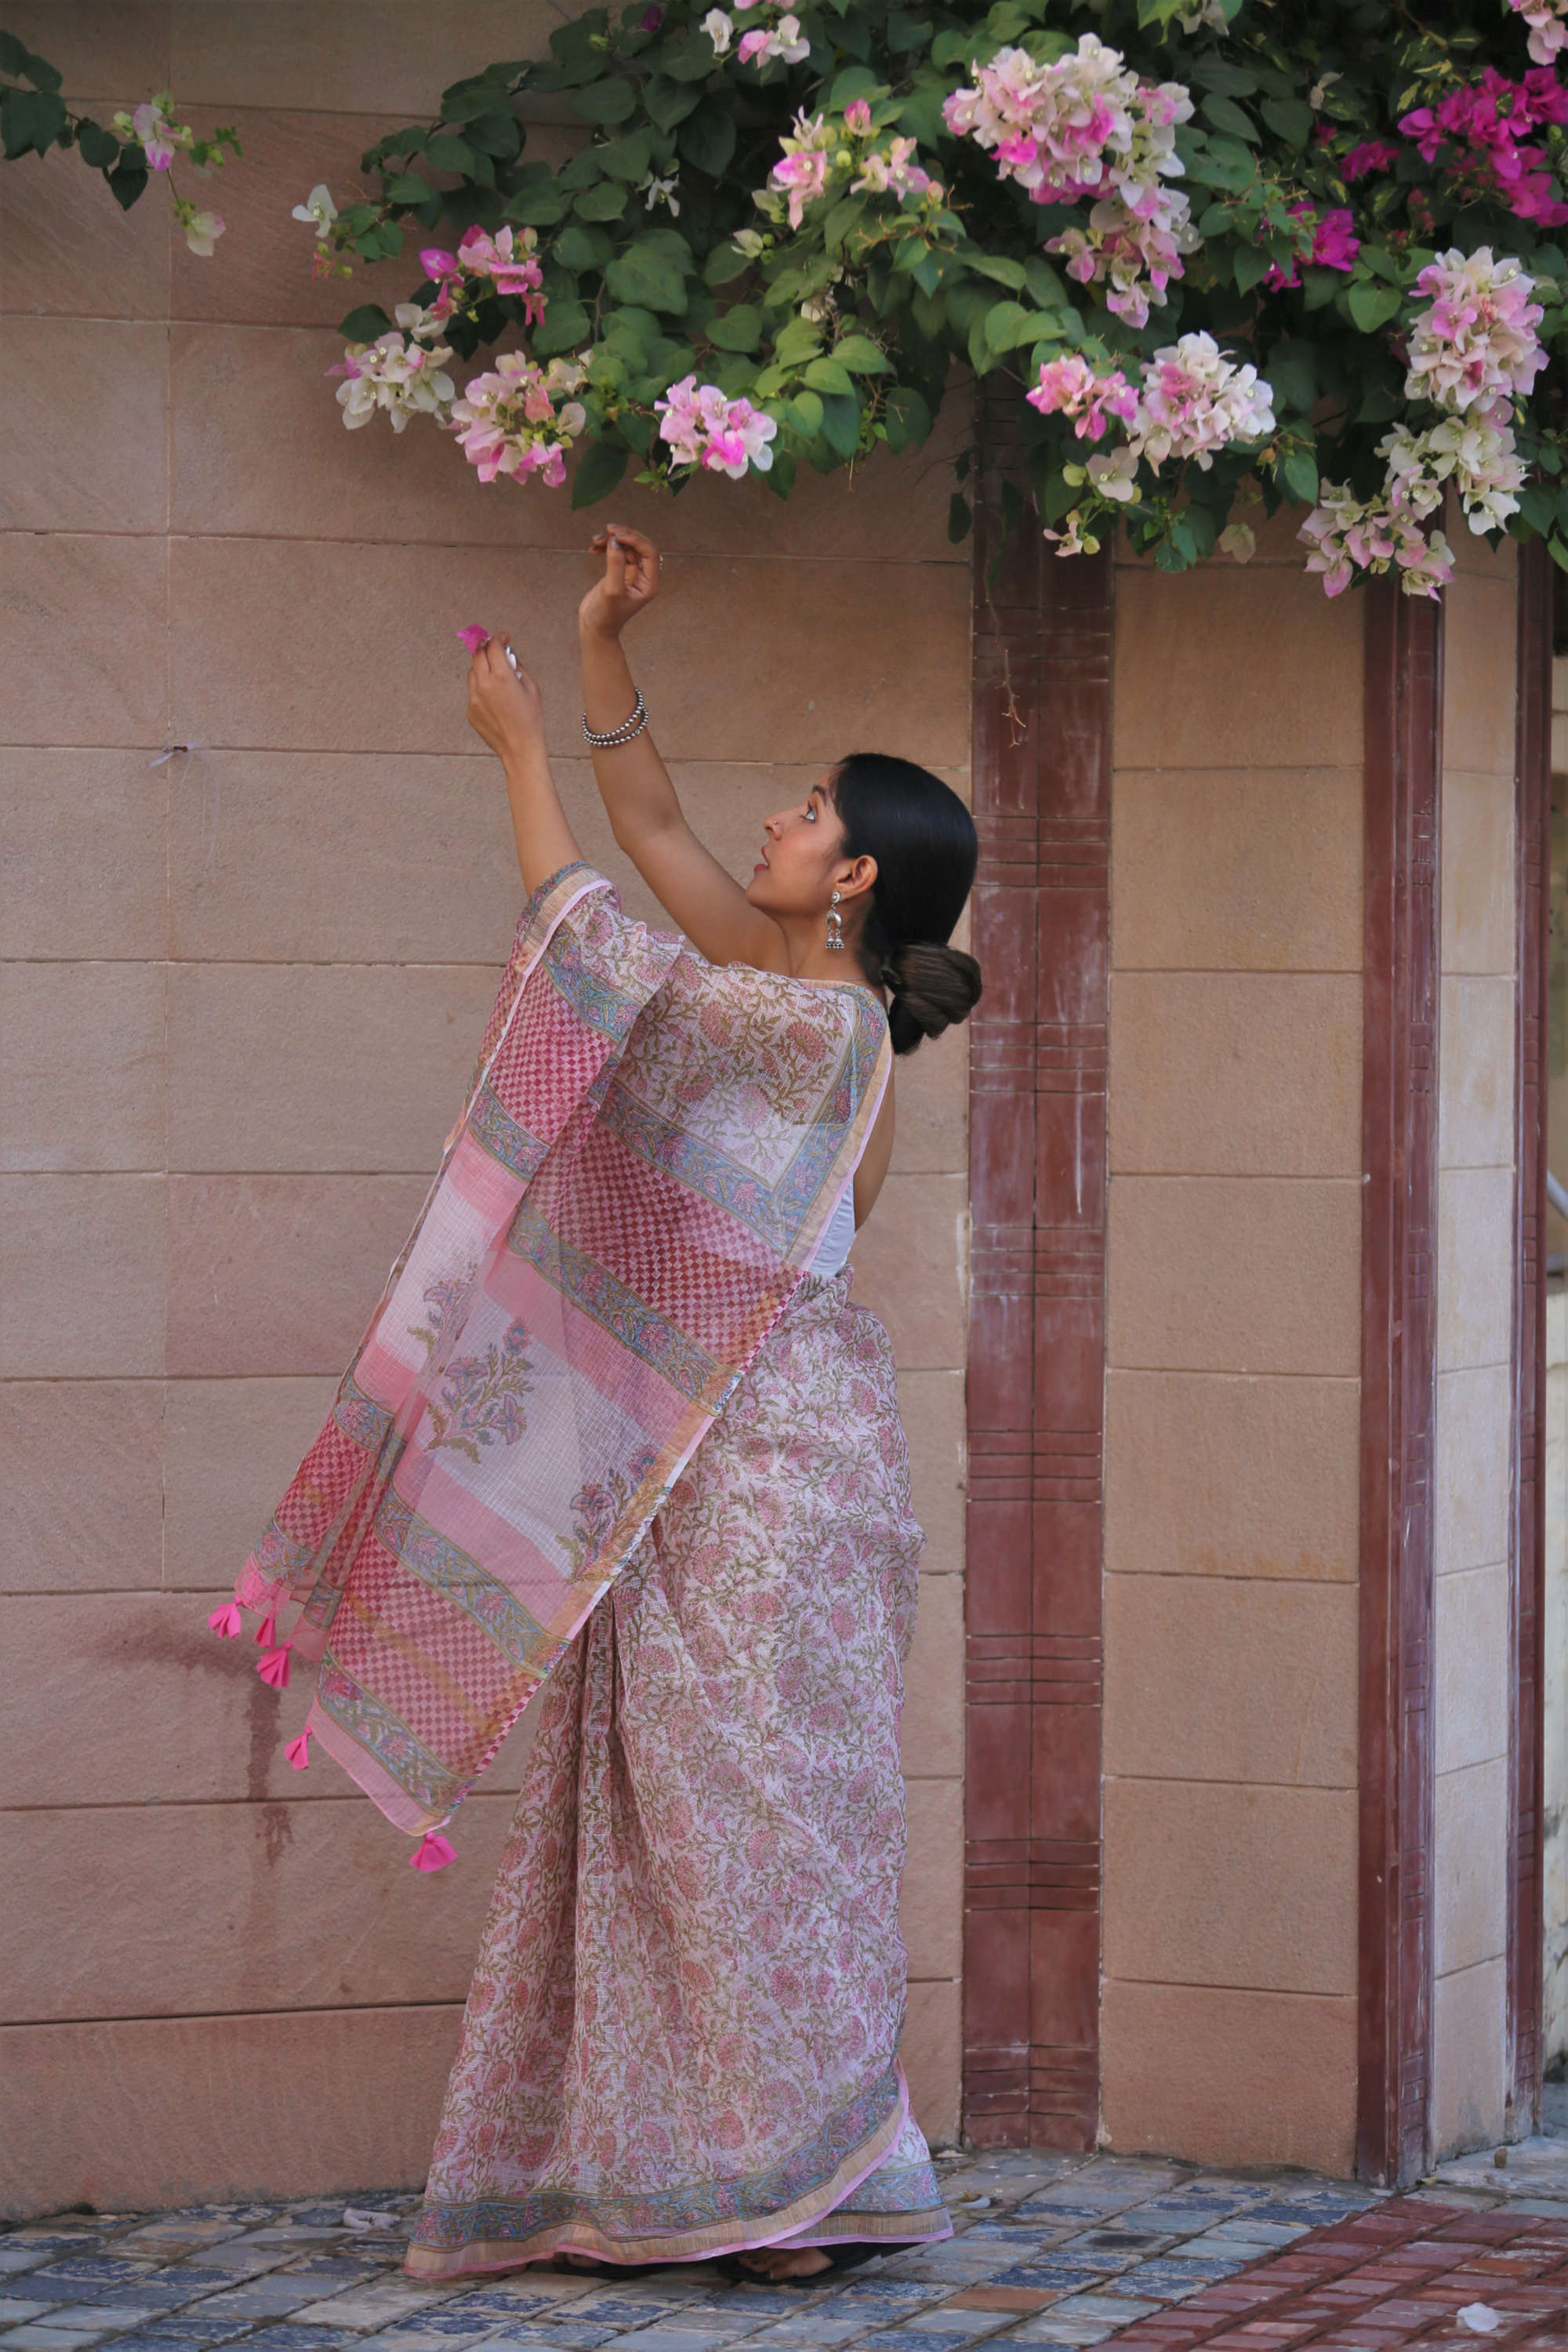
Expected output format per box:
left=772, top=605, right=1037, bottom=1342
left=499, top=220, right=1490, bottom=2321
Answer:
left=532, top=298, right=592, bottom=354
left=643, top=72, right=705, bottom=131
left=1348, top=281, right=1403, bottom=332
left=965, top=252, right=1028, bottom=291
left=1190, top=55, right=1258, bottom=94
left=677, top=98, right=736, bottom=177
left=75, top=118, right=119, bottom=169
left=662, top=30, right=723, bottom=78
left=106, top=156, right=147, bottom=209
left=709, top=301, right=762, bottom=350
left=818, top=389, right=861, bottom=458
left=466, top=110, right=522, bottom=158
left=789, top=389, right=825, bottom=434
left=507, top=182, right=569, bottom=224
left=555, top=221, right=614, bottom=269
left=883, top=384, right=931, bottom=452
left=829, top=65, right=884, bottom=107
left=888, top=10, right=934, bottom=49
left=1023, top=256, right=1067, bottom=308
left=833, top=332, right=889, bottom=373
left=774, top=315, right=822, bottom=365
left=572, top=439, right=630, bottom=507
left=557, top=144, right=606, bottom=189
left=574, top=178, right=629, bottom=220
left=571, top=76, right=638, bottom=124
left=822, top=195, right=866, bottom=253
left=606, top=245, right=688, bottom=313
left=339, top=303, right=394, bottom=339
left=424, top=132, right=477, bottom=171
left=1232, top=243, right=1270, bottom=295
left=1201, top=94, right=1258, bottom=143
left=386, top=172, right=435, bottom=204
left=704, top=240, right=753, bottom=288
left=948, top=491, right=973, bottom=544
left=1, top=84, right=64, bottom=157
left=804, top=354, right=855, bottom=395
left=1358, top=244, right=1405, bottom=285
left=1548, top=535, right=1568, bottom=575
left=1258, top=96, right=1312, bottom=147
left=597, top=126, right=655, bottom=181
left=982, top=299, right=1029, bottom=353
left=0, top=29, right=31, bottom=75
left=1184, top=135, right=1254, bottom=193
left=764, top=447, right=797, bottom=499
left=1278, top=447, right=1319, bottom=505
left=1265, top=341, right=1318, bottom=414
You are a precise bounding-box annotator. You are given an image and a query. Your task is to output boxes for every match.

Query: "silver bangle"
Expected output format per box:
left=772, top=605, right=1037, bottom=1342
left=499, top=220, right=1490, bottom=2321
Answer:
left=583, top=690, right=648, bottom=748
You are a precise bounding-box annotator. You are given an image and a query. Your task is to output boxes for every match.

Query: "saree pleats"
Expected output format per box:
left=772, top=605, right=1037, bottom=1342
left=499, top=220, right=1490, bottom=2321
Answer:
left=405, top=1272, right=951, bottom=2275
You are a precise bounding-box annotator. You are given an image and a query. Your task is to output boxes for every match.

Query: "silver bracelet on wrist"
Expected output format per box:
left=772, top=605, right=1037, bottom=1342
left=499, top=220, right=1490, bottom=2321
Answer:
left=583, top=690, right=649, bottom=748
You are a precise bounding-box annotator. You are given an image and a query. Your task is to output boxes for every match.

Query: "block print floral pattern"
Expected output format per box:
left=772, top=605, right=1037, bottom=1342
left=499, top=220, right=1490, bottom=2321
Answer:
left=427, top=1318, right=535, bottom=1462
left=407, top=1269, right=949, bottom=2274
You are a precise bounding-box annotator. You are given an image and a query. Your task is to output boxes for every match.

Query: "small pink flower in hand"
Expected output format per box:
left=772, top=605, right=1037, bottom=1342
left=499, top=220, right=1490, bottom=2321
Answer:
left=457, top=624, right=491, bottom=655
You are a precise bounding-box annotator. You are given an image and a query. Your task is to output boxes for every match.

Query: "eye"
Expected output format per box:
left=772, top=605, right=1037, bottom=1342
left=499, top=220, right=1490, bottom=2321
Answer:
left=804, top=802, right=817, bottom=822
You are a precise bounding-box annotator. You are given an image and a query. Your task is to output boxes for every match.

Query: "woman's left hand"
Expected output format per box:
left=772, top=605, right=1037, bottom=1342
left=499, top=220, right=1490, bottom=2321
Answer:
left=466, top=635, right=545, bottom=766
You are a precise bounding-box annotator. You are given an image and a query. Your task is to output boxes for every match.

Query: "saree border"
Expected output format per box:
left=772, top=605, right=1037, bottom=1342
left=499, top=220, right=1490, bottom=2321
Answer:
left=963, top=402, right=1110, bottom=2152
left=404, top=2062, right=911, bottom=2276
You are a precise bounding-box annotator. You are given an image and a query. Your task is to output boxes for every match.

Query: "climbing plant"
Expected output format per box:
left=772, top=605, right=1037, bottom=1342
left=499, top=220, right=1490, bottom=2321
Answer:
left=34, top=0, right=1563, bottom=591
left=0, top=28, right=237, bottom=252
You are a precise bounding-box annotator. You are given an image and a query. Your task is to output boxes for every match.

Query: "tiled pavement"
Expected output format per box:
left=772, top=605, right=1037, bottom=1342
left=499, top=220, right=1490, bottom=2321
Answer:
left=3, top=2144, right=1566, bottom=2352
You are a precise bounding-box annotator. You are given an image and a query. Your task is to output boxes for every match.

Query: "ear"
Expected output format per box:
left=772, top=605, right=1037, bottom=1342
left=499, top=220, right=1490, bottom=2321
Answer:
left=835, top=852, right=878, bottom=906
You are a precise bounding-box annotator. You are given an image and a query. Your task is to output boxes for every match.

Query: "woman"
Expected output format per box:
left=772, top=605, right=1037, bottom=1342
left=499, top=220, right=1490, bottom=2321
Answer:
left=226, top=525, right=980, bottom=2285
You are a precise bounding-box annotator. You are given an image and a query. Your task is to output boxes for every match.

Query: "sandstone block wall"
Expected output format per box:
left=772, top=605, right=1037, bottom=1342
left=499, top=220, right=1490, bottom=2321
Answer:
left=1099, top=506, right=1367, bottom=2176
left=0, top=0, right=970, bottom=2215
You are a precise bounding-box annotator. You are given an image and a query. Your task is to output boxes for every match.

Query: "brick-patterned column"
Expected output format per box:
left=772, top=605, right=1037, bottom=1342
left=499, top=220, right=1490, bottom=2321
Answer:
left=964, top=420, right=1112, bottom=2151
left=1358, top=580, right=1443, bottom=2187
left=1508, top=539, right=1552, bottom=2129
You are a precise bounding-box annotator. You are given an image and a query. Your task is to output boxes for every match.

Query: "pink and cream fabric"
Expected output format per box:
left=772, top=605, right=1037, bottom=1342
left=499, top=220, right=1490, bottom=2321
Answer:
left=216, top=864, right=891, bottom=1857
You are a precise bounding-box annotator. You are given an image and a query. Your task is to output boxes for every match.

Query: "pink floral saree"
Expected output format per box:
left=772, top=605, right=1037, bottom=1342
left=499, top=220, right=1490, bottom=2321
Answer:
left=227, top=861, right=949, bottom=2266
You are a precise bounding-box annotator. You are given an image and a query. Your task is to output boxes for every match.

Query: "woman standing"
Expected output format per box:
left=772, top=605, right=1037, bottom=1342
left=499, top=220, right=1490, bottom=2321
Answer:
left=227, top=528, right=980, bottom=2285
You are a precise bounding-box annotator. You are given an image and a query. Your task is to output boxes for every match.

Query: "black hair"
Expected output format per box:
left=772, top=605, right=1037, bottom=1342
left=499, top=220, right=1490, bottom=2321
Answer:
left=828, top=753, right=983, bottom=1055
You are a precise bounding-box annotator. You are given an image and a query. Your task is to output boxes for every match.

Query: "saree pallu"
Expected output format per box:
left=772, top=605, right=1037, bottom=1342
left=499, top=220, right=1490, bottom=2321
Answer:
left=405, top=1267, right=950, bottom=2274
left=228, top=864, right=891, bottom=1843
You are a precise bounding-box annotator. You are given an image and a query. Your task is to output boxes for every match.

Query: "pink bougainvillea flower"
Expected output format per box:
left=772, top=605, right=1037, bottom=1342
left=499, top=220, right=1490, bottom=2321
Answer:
left=1025, top=353, right=1138, bottom=440
left=1262, top=201, right=1359, bottom=290
left=1341, top=139, right=1400, bottom=180
left=655, top=376, right=778, bottom=477
left=844, top=98, right=873, bottom=133
left=457, top=624, right=491, bottom=654
left=456, top=224, right=547, bottom=321
left=132, top=100, right=179, bottom=170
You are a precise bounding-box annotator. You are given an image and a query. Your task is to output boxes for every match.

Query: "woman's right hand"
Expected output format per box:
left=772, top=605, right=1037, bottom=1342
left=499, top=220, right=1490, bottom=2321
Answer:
left=579, top=524, right=661, bottom=641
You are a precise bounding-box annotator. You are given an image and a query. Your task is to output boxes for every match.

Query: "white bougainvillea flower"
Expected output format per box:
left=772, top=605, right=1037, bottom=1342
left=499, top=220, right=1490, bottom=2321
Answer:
left=292, top=183, right=338, bottom=234
left=702, top=7, right=733, bottom=50
left=1218, top=521, right=1257, bottom=561
left=330, top=303, right=456, bottom=433
left=177, top=201, right=225, bottom=256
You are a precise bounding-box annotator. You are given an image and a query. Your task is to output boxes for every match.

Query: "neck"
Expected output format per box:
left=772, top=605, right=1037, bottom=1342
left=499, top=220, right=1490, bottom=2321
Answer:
left=777, top=913, right=878, bottom=991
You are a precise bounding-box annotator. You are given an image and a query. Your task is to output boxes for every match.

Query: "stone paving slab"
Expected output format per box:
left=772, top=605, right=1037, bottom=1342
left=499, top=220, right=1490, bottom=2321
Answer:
left=6, top=2151, right=1567, bottom=2352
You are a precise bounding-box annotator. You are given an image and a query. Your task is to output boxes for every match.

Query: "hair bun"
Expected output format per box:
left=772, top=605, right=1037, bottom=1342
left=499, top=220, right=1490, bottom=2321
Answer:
left=882, top=942, right=983, bottom=1054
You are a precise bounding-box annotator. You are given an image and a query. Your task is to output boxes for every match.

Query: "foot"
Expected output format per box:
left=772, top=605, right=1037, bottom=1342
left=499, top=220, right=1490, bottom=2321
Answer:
left=554, top=2251, right=608, bottom=2271
left=739, top=2247, right=833, bottom=2281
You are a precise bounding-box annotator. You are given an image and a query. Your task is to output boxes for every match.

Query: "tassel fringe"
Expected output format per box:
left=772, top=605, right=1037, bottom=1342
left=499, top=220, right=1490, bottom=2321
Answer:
left=257, top=1642, right=292, bottom=1691
left=284, top=1726, right=312, bottom=1771
left=409, top=1831, right=456, bottom=1872
left=208, top=1601, right=243, bottom=1638
left=254, top=1610, right=278, bottom=1648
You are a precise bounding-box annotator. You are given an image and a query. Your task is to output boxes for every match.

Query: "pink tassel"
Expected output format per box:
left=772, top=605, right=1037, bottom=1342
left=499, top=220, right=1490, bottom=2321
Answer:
left=254, top=1610, right=278, bottom=1648
left=284, top=1726, right=312, bottom=1771
left=409, top=1831, right=456, bottom=1872
left=208, top=1601, right=243, bottom=1638
left=256, top=1642, right=292, bottom=1691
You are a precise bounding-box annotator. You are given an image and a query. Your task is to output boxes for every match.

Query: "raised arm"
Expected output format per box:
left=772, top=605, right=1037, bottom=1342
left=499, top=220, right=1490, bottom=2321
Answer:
left=578, top=525, right=789, bottom=971
left=464, top=633, right=582, bottom=895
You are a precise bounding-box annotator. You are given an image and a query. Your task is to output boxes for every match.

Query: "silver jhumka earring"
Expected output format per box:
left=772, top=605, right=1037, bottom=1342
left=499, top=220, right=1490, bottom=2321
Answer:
left=826, top=890, right=844, bottom=952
